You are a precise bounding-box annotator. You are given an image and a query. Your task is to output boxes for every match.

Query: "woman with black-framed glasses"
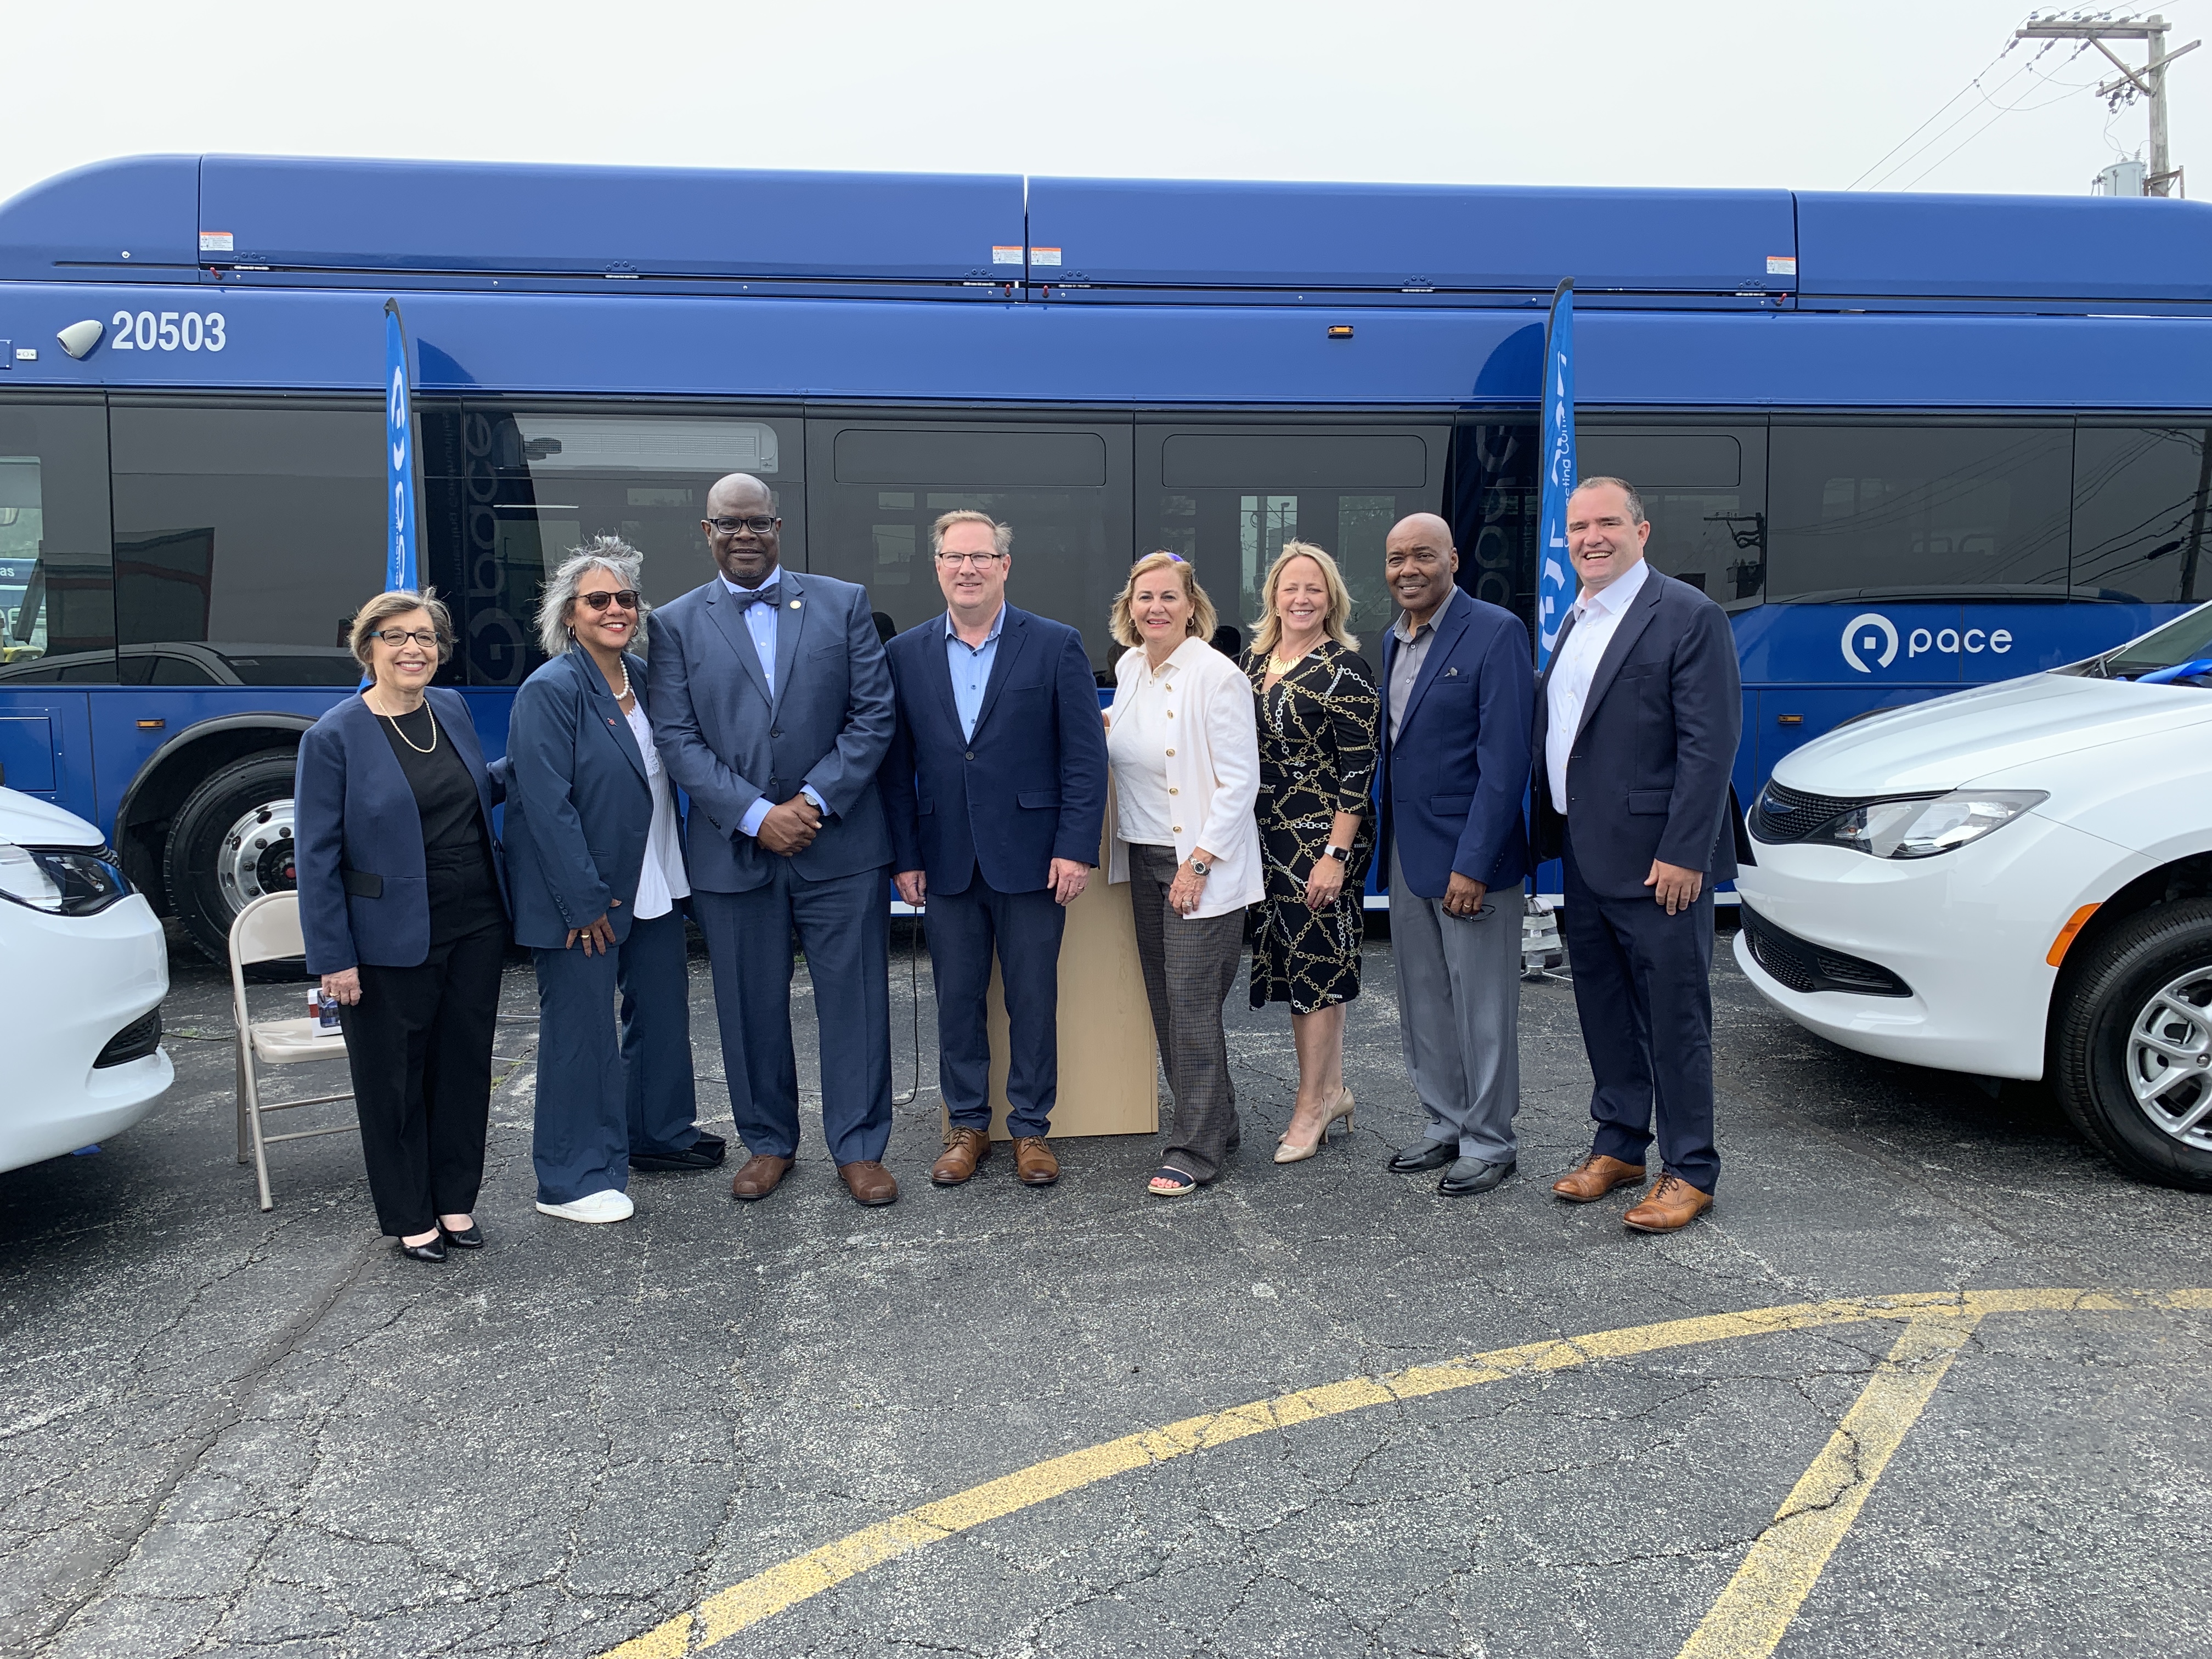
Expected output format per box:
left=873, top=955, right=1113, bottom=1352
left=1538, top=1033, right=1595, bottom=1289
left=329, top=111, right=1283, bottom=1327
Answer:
left=295, top=587, right=511, bottom=1263
left=504, top=539, right=713, bottom=1229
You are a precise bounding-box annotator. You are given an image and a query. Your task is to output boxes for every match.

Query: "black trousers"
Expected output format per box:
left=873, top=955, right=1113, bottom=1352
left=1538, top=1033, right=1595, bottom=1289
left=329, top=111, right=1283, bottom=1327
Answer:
left=338, top=923, right=505, bottom=1237
left=1560, top=831, right=1720, bottom=1193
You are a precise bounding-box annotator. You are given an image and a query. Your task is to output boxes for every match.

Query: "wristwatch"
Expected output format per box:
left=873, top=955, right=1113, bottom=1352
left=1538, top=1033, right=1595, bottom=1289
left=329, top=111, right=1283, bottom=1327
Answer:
left=1323, top=845, right=1350, bottom=863
left=1188, top=856, right=1213, bottom=877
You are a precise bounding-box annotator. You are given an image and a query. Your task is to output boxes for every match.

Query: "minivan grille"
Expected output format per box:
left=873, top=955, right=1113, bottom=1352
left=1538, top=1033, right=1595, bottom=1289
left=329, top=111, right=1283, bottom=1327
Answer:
left=1740, top=904, right=1912, bottom=998
left=93, top=1009, right=163, bottom=1068
left=1751, top=781, right=1863, bottom=844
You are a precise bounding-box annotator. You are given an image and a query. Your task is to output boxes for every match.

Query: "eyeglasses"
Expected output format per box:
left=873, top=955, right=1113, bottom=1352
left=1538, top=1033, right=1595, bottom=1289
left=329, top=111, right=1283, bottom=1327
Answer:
left=371, top=628, right=441, bottom=647
left=935, top=551, right=1006, bottom=568
left=706, top=516, right=780, bottom=536
left=577, top=589, right=640, bottom=612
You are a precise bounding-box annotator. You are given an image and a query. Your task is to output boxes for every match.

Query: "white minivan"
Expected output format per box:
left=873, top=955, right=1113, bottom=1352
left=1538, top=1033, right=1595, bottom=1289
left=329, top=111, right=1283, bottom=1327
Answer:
left=0, top=787, right=172, bottom=1172
left=1733, top=601, right=2212, bottom=1191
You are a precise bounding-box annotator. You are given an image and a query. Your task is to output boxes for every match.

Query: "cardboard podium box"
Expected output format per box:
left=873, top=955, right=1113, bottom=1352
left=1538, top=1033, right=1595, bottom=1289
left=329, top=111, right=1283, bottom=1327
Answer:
left=941, top=848, right=1161, bottom=1142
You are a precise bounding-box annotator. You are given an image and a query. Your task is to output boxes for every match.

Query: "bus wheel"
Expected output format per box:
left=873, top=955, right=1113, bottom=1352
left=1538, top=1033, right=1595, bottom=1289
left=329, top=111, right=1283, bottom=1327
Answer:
left=165, top=751, right=300, bottom=963
left=2050, top=899, right=2212, bottom=1192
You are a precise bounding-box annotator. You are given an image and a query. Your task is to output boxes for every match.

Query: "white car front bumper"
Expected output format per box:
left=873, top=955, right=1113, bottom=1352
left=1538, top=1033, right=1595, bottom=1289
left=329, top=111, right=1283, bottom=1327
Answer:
left=0, top=892, right=173, bottom=1171
left=1730, top=812, right=2141, bottom=1081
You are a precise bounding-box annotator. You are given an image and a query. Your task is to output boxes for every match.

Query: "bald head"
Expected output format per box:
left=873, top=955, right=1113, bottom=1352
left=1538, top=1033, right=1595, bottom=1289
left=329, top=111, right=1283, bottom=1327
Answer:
left=1385, top=512, right=1459, bottom=628
left=702, top=472, right=782, bottom=585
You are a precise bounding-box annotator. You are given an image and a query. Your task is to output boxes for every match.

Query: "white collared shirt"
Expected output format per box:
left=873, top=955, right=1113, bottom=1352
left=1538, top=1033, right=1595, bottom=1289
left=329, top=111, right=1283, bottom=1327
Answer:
left=623, top=699, right=690, bottom=920
left=1106, top=650, right=1182, bottom=845
left=1544, top=555, right=1651, bottom=814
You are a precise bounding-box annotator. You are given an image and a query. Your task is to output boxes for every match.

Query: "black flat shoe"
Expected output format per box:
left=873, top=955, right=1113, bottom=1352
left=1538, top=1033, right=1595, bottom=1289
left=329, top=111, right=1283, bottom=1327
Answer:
left=630, top=1142, right=725, bottom=1172
left=1388, top=1143, right=1456, bottom=1173
left=1439, top=1157, right=1517, bottom=1197
left=398, top=1237, right=448, bottom=1263
left=439, top=1221, right=485, bottom=1249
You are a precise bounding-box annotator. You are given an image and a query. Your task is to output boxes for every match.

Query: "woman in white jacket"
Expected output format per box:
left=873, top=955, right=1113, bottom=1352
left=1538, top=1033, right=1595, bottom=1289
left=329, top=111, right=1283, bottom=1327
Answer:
left=1104, top=551, right=1264, bottom=1195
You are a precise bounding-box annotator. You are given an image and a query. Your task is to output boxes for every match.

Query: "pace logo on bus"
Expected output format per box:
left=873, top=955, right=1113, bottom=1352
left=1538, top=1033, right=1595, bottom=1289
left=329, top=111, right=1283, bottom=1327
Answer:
left=1841, top=612, right=2014, bottom=674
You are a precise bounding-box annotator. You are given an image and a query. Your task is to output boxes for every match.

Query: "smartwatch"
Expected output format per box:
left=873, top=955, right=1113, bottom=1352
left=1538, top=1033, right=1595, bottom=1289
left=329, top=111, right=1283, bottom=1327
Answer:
left=1323, top=845, right=1351, bottom=863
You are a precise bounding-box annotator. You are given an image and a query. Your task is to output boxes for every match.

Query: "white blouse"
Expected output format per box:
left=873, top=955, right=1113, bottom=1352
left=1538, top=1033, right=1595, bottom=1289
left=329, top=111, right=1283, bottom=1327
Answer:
left=623, top=699, right=690, bottom=922
left=1104, top=635, right=1264, bottom=920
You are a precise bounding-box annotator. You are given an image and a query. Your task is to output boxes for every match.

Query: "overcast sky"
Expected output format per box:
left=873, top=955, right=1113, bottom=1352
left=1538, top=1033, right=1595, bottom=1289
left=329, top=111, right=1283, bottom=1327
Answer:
left=4, top=1, right=2203, bottom=204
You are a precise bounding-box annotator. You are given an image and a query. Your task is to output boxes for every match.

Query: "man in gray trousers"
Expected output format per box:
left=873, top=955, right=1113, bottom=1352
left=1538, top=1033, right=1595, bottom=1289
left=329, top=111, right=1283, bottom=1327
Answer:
left=1376, top=514, right=1536, bottom=1196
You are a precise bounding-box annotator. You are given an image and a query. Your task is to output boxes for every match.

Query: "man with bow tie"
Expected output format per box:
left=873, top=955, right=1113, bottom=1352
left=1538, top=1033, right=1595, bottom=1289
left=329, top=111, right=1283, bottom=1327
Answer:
left=648, top=472, right=902, bottom=1207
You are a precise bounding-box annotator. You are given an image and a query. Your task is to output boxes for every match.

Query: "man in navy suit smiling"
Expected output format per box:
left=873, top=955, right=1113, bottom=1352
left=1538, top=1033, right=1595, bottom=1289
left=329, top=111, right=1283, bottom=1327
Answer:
left=880, top=511, right=1108, bottom=1191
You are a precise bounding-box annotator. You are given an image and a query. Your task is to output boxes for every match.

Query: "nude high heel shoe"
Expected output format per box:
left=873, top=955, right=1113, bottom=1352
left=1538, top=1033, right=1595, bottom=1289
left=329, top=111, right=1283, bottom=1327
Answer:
left=1274, top=1088, right=1355, bottom=1164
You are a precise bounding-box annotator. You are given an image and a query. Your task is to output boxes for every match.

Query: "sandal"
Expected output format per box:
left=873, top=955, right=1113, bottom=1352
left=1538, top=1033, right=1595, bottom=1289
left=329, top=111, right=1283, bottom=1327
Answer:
left=1148, top=1165, right=1200, bottom=1197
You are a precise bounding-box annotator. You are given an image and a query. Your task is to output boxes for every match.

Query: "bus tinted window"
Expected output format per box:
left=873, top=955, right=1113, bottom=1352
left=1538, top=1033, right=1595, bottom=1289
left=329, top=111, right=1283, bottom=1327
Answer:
left=808, top=421, right=1131, bottom=672
left=1578, top=426, right=1768, bottom=607
left=1138, top=424, right=1447, bottom=657
left=1767, top=424, right=2072, bottom=602
left=428, top=407, right=804, bottom=686
left=108, top=402, right=381, bottom=686
left=0, top=399, right=114, bottom=684
left=2072, top=426, right=2212, bottom=604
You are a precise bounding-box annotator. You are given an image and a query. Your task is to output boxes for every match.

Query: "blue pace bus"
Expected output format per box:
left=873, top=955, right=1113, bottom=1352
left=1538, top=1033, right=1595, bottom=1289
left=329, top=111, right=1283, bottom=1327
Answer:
left=1, top=154, right=2208, bottom=956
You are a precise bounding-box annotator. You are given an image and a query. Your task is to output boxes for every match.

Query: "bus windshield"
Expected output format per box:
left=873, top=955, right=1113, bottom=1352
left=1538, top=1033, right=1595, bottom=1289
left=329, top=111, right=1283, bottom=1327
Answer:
left=2086, top=601, right=2212, bottom=682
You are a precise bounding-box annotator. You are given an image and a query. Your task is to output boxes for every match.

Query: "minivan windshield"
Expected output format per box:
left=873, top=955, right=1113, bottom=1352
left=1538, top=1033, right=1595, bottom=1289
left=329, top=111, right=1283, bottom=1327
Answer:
left=2081, top=601, right=2212, bottom=684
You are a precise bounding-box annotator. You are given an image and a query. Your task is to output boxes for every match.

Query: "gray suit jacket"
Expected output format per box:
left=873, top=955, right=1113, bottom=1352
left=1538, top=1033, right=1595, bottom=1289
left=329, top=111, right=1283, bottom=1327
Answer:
left=647, top=567, right=895, bottom=893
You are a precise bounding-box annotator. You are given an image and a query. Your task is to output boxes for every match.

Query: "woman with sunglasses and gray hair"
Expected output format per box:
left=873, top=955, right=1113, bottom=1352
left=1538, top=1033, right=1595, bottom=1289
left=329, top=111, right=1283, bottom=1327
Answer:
left=505, top=539, right=716, bottom=1227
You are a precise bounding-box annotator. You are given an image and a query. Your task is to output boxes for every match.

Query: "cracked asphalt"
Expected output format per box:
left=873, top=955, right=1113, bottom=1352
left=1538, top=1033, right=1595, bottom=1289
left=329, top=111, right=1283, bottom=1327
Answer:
left=3, top=915, right=2207, bottom=1658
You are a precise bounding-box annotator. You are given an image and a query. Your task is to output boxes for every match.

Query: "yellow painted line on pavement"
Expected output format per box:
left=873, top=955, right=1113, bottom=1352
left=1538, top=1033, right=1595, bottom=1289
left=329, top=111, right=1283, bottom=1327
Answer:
left=599, top=1288, right=2212, bottom=1659
left=1675, top=1312, right=1982, bottom=1659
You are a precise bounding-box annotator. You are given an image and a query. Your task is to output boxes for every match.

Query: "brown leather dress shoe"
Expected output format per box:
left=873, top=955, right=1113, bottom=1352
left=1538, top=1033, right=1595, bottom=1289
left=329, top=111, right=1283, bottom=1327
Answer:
left=838, top=1160, right=899, bottom=1207
left=1623, top=1173, right=1713, bottom=1233
left=1012, top=1136, right=1059, bottom=1187
left=1551, top=1153, right=1646, bottom=1203
left=730, top=1154, right=794, bottom=1202
left=932, top=1127, right=991, bottom=1187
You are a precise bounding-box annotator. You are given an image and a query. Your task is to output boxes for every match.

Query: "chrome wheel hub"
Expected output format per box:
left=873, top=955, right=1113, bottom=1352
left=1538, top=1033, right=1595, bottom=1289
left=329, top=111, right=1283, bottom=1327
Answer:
left=216, top=798, right=297, bottom=912
left=2126, top=966, right=2212, bottom=1150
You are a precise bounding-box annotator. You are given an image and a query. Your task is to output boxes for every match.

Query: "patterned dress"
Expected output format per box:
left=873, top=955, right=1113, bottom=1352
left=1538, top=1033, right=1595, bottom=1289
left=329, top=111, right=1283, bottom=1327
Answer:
left=1242, top=640, right=1381, bottom=1013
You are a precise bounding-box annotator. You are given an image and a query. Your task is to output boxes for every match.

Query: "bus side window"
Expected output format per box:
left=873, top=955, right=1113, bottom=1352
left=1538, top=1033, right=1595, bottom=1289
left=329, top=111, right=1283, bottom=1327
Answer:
left=1577, top=426, right=1769, bottom=610
left=2072, top=425, right=2212, bottom=605
left=0, top=400, right=115, bottom=687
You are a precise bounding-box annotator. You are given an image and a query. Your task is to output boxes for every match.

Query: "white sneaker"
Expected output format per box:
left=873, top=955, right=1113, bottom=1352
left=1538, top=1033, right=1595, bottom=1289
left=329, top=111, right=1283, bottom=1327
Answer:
left=534, top=1188, right=635, bottom=1224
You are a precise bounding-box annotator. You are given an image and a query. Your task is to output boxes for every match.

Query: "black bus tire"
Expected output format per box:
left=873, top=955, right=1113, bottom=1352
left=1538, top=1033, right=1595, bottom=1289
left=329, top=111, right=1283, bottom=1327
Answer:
left=164, top=751, right=301, bottom=965
left=2049, top=899, right=2212, bottom=1193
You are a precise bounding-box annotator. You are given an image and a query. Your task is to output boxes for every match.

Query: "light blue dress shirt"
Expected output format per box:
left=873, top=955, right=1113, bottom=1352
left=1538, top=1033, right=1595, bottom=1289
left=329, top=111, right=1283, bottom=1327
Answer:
left=945, top=605, right=1006, bottom=742
left=721, top=571, right=824, bottom=837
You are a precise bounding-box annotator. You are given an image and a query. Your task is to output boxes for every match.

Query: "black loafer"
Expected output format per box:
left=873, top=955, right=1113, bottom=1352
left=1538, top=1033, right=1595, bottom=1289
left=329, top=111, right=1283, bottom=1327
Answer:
left=630, top=1142, right=725, bottom=1172
left=1388, top=1142, right=1456, bottom=1173
left=399, top=1237, right=448, bottom=1263
left=1439, top=1157, right=1516, bottom=1197
left=439, top=1221, right=485, bottom=1249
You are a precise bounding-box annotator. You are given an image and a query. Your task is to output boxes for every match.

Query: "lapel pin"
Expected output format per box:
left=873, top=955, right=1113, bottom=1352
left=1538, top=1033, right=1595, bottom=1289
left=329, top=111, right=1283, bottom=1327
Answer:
left=789, top=599, right=802, bottom=609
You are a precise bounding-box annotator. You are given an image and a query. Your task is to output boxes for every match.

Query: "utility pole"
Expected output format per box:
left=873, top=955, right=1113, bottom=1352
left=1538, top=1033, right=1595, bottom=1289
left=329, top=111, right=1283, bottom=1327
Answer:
left=2017, top=13, right=2199, bottom=195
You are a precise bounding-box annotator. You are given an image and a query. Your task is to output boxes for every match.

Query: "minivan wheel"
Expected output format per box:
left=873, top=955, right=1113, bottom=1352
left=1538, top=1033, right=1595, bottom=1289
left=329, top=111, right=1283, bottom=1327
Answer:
left=165, top=751, right=300, bottom=963
left=2050, top=899, right=2212, bottom=1192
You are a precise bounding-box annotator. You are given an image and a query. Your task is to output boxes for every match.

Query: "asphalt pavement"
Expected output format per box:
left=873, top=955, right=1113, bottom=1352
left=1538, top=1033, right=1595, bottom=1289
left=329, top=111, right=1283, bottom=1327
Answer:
left=2, top=915, right=2206, bottom=1659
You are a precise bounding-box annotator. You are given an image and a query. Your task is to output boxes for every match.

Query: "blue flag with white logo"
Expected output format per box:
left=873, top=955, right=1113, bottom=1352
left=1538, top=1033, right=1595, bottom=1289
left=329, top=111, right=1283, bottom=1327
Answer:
left=383, top=299, right=419, bottom=592
left=1535, top=280, right=1577, bottom=669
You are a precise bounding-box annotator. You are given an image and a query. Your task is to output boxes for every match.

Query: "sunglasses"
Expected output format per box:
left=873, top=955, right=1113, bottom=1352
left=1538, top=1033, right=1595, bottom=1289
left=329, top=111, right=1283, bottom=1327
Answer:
left=577, top=590, right=640, bottom=612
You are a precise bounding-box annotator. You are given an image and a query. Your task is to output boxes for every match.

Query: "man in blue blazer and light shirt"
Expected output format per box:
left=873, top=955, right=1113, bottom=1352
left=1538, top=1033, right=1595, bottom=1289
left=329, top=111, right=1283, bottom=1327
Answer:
left=648, top=473, right=902, bottom=1207
left=881, top=511, right=1109, bottom=1190
left=1535, top=477, right=1742, bottom=1233
left=1378, top=513, right=1536, bottom=1197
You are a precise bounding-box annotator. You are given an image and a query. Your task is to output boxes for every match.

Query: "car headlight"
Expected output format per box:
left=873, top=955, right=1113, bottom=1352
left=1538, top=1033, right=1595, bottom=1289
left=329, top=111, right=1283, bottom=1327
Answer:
left=1808, top=791, right=2049, bottom=860
left=0, top=843, right=132, bottom=915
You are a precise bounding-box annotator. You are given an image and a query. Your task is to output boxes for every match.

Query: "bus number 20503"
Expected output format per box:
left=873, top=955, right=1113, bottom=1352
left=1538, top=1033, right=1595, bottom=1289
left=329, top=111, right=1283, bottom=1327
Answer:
left=109, top=310, right=227, bottom=352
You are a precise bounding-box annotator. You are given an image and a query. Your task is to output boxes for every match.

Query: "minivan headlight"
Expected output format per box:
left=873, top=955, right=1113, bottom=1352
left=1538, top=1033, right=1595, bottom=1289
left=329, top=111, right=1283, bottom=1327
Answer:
left=0, top=843, right=132, bottom=915
left=1809, top=791, right=2048, bottom=860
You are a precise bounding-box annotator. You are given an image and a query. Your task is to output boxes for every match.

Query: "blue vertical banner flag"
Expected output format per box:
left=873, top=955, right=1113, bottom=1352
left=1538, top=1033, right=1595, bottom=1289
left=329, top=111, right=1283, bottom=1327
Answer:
left=383, top=298, right=420, bottom=592
left=1535, top=279, right=1577, bottom=670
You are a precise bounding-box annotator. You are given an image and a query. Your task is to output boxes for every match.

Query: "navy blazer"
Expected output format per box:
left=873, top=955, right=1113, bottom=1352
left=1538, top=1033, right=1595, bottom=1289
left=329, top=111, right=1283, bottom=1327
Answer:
left=294, top=687, right=508, bottom=974
left=1532, top=568, right=1743, bottom=899
left=646, top=567, right=895, bottom=893
left=879, top=605, right=1109, bottom=895
left=1379, top=587, right=1535, bottom=900
left=504, top=650, right=673, bottom=950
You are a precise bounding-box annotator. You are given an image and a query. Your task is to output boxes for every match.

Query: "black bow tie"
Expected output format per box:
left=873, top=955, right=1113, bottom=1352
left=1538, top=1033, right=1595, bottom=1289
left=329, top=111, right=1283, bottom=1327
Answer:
left=734, top=584, right=780, bottom=609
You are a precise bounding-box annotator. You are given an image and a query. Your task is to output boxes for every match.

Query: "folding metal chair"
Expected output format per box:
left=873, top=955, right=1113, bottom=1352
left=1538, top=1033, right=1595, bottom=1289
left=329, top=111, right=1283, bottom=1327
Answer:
left=230, top=891, right=356, bottom=1210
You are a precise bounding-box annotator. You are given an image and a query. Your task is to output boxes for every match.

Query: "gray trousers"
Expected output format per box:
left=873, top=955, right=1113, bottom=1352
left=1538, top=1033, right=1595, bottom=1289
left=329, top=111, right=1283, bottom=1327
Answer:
left=1387, top=841, right=1521, bottom=1163
left=1126, top=843, right=1245, bottom=1182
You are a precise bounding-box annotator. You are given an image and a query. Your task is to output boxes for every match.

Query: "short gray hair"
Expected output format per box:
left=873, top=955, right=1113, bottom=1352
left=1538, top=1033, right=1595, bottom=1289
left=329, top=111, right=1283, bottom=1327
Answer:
left=537, top=537, right=648, bottom=658
left=1570, top=476, right=1648, bottom=526
left=929, top=509, right=1012, bottom=558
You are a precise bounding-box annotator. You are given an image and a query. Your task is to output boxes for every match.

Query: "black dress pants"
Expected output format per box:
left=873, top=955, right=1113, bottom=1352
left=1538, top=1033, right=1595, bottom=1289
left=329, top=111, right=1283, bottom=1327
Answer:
left=339, top=922, right=505, bottom=1237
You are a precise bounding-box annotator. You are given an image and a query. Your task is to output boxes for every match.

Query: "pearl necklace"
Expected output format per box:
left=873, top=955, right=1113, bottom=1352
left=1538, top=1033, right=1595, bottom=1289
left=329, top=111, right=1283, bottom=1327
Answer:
left=369, top=691, right=437, bottom=753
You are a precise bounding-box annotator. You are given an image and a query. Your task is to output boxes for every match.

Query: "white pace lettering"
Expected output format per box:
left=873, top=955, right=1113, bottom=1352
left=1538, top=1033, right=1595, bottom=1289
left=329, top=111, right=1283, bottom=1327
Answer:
left=1936, top=628, right=1961, bottom=653
left=1908, top=628, right=1933, bottom=657
left=1963, top=629, right=1986, bottom=652
left=1991, top=629, right=2013, bottom=652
